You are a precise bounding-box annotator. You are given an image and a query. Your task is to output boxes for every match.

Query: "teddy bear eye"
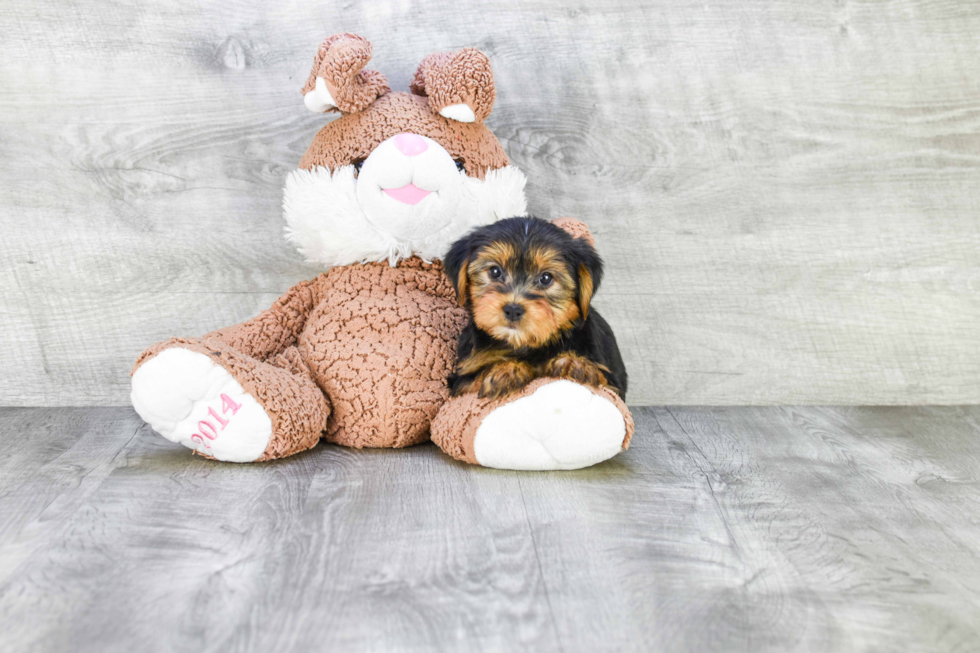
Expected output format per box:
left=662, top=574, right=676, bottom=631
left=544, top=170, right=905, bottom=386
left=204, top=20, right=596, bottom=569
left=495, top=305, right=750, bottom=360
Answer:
left=488, top=266, right=503, bottom=280
left=538, top=272, right=553, bottom=287
left=352, top=158, right=366, bottom=177
left=454, top=159, right=466, bottom=173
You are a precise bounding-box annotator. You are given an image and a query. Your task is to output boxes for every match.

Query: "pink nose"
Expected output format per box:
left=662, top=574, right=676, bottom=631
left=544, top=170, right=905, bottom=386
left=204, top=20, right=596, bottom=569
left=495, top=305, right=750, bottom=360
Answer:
left=393, top=133, right=428, bottom=157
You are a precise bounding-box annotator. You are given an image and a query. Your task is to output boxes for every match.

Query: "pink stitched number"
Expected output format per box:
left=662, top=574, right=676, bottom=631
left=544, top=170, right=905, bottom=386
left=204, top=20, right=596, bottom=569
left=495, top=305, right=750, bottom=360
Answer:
left=198, top=420, right=218, bottom=440
left=191, top=394, right=242, bottom=450
left=190, top=434, right=210, bottom=449
left=208, top=407, right=229, bottom=429
left=221, top=394, right=242, bottom=416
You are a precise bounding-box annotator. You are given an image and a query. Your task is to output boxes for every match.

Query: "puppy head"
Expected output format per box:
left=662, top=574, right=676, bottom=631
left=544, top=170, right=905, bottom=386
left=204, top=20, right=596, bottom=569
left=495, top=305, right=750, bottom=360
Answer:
left=444, top=216, right=603, bottom=349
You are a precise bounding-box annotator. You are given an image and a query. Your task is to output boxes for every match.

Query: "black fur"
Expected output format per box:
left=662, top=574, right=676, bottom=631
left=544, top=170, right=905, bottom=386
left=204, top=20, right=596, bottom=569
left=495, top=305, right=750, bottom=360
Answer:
left=445, top=216, right=628, bottom=399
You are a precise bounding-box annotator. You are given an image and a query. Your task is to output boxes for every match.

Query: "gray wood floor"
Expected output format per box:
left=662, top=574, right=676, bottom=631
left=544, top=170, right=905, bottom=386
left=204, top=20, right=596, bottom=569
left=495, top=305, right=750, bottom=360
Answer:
left=1, top=406, right=979, bottom=653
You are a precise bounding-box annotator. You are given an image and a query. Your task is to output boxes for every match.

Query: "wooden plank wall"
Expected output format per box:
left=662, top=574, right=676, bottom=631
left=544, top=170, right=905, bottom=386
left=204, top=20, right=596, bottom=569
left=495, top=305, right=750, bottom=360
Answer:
left=2, top=1, right=979, bottom=406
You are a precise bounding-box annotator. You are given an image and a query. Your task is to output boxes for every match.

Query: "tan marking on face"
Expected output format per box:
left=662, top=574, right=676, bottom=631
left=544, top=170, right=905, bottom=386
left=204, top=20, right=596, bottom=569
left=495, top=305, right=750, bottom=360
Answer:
left=480, top=242, right=517, bottom=271
left=528, top=246, right=564, bottom=276
left=467, top=242, right=583, bottom=349
left=466, top=242, right=514, bottom=302
left=471, top=289, right=517, bottom=342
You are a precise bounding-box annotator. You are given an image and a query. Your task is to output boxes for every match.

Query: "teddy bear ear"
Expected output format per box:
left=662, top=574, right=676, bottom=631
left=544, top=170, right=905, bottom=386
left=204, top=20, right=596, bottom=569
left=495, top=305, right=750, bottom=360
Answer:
left=410, top=48, right=495, bottom=123
left=302, top=33, right=390, bottom=114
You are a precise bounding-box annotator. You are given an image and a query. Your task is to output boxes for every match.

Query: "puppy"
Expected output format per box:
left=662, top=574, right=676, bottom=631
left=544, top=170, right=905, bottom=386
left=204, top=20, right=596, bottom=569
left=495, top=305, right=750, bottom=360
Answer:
left=444, top=216, right=627, bottom=401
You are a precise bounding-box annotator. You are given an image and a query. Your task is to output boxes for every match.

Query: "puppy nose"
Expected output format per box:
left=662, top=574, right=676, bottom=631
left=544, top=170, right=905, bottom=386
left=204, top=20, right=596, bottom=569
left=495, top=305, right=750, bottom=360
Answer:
left=393, top=133, right=428, bottom=157
left=503, top=303, right=525, bottom=322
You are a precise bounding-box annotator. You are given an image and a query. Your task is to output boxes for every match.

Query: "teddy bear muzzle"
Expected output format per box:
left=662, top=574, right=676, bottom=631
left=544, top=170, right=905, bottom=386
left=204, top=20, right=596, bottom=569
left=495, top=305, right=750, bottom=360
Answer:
left=354, top=132, right=465, bottom=240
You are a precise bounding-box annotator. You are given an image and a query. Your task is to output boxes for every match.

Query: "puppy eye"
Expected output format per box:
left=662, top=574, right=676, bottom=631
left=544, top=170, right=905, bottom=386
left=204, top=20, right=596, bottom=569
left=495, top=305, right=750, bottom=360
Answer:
left=352, top=158, right=366, bottom=177
left=454, top=159, right=466, bottom=173
left=488, top=266, right=503, bottom=280
left=538, top=272, right=554, bottom=287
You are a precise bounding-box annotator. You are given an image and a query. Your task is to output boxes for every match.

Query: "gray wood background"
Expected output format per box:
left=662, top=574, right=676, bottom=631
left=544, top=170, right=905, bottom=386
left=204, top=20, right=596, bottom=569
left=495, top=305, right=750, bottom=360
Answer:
left=2, top=1, right=979, bottom=406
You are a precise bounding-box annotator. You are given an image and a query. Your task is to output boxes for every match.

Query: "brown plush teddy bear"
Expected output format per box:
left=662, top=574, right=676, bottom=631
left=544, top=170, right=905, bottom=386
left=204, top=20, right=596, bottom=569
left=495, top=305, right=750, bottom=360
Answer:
left=130, top=33, right=633, bottom=470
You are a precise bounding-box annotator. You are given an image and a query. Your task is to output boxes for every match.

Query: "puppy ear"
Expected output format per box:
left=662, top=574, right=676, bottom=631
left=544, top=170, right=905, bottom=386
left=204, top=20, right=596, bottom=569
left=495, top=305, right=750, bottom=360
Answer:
left=410, top=48, right=495, bottom=123
left=443, top=236, right=472, bottom=307
left=302, top=33, right=390, bottom=114
left=574, top=243, right=603, bottom=321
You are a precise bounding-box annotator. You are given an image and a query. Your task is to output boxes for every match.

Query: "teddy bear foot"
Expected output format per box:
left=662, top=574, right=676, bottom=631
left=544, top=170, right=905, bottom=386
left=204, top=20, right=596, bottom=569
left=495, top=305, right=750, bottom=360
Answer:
left=431, top=378, right=634, bottom=471
left=131, top=348, right=272, bottom=462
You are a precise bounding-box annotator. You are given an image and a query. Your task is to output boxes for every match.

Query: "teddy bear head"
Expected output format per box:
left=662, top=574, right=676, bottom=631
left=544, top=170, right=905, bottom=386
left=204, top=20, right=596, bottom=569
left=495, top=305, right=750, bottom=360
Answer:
left=283, top=33, right=527, bottom=268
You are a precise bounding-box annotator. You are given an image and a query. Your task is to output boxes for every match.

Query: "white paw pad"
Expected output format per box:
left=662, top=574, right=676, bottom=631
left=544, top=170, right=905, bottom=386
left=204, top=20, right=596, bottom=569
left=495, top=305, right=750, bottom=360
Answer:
left=473, top=380, right=627, bottom=471
left=131, top=348, right=272, bottom=462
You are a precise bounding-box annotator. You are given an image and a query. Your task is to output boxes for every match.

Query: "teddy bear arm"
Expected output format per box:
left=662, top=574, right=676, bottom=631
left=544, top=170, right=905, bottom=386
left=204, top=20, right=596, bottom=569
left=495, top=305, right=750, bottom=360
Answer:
left=431, top=378, right=633, bottom=470
left=203, top=276, right=323, bottom=362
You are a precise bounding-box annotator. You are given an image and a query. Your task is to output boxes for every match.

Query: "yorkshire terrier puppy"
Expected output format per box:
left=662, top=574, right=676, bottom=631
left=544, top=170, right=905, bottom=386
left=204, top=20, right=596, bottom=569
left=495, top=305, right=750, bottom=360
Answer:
left=444, top=216, right=627, bottom=400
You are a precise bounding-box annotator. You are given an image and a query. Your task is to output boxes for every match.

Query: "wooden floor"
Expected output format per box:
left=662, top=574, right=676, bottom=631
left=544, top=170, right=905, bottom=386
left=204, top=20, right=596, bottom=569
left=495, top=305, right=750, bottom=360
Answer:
left=1, top=407, right=979, bottom=652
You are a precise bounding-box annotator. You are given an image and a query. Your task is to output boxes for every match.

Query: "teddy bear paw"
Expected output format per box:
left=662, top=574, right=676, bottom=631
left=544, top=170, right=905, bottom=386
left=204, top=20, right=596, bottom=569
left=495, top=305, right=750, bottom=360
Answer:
left=473, top=380, right=627, bottom=470
left=131, top=348, right=272, bottom=462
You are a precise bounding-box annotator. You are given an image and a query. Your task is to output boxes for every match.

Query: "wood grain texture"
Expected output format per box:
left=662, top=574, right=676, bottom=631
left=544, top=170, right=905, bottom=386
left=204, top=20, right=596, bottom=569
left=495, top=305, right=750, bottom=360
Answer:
left=1, top=0, right=980, bottom=405
left=1, top=406, right=979, bottom=652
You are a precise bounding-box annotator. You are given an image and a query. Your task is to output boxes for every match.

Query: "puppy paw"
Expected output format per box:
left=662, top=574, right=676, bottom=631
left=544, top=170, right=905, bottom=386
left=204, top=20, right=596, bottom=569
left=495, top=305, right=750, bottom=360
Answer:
left=475, top=360, right=536, bottom=400
left=543, top=353, right=608, bottom=388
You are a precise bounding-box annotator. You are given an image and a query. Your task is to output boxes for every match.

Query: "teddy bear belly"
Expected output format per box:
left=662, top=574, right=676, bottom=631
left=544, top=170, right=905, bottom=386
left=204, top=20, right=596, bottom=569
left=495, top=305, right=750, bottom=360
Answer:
left=299, top=288, right=467, bottom=449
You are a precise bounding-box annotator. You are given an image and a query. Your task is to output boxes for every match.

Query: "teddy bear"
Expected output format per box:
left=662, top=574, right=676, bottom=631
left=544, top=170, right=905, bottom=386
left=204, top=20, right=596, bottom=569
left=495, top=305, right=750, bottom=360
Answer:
left=130, top=33, right=633, bottom=470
